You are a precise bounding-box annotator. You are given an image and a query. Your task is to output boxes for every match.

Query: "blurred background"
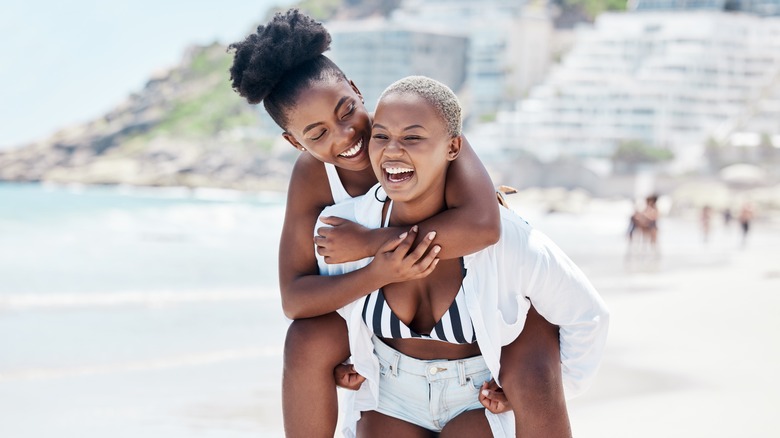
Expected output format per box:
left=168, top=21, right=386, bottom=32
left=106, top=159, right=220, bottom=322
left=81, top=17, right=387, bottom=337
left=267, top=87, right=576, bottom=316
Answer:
left=1, top=0, right=778, bottom=437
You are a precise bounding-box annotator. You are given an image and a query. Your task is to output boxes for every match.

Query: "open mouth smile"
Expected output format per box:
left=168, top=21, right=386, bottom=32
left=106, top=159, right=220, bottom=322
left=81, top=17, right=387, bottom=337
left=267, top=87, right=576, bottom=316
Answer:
left=339, top=139, right=364, bottom=158
left=384, top=165, right=415, bottom=183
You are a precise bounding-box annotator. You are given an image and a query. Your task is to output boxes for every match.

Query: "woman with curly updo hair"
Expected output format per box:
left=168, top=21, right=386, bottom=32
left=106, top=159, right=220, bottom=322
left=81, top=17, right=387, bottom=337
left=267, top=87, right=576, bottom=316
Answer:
left=229, top=9, right=566, bottom=437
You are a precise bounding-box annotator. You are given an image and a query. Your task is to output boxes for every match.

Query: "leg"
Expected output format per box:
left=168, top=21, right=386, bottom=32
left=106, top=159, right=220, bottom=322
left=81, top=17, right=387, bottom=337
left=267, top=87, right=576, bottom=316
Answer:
left=499, top=305, right=571, bottom=438
left=283, top=312, right=350, bottom=438
left=357, top=410, right=434, bottom=438
left=439, top=409, right=492, bottom=438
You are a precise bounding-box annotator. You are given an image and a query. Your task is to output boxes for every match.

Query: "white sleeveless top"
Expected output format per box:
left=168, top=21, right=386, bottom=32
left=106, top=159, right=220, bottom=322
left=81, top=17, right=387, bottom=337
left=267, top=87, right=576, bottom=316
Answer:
left=324, top=162, right=352, bottom=204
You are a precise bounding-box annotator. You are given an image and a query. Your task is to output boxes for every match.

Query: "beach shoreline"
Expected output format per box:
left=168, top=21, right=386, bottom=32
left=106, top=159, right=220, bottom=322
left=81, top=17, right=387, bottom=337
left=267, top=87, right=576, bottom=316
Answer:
left=2, top=186, right=778, bottom=437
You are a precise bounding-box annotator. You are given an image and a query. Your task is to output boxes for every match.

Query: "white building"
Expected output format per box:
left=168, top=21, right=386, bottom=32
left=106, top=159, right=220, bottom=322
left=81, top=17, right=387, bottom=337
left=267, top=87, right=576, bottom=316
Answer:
left=326, top=18, right=468, bottom=113
left=390, top=0, right=554, bottom=118
left=493, top=11, right=780, bottom=172
left=327, top=0, right=555, bottom=121
left=630, top=0, right=780, bottom=16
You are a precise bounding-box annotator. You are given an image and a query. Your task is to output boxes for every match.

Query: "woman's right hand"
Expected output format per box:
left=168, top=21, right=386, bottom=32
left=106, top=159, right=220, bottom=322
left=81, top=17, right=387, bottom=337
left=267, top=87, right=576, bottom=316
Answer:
left=369, top=225, right=440, bottom=284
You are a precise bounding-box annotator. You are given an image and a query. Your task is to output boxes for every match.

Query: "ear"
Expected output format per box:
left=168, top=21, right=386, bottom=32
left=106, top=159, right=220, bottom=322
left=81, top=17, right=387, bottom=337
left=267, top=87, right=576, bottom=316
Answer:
left=348, top=79, right=365, bottom=103
left=446, top=136, right=462, bottom=161
left=282, top=132, right=306, bottom=152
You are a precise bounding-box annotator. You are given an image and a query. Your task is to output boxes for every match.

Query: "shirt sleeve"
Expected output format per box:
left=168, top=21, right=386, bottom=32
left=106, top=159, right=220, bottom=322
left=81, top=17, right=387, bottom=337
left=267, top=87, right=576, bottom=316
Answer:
left=519, top=227, right=610, bottom=399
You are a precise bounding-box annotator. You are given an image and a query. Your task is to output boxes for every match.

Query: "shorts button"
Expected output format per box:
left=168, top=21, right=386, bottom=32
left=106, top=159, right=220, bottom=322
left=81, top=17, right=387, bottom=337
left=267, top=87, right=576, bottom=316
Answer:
left=428, top=366, right=438, bottom=375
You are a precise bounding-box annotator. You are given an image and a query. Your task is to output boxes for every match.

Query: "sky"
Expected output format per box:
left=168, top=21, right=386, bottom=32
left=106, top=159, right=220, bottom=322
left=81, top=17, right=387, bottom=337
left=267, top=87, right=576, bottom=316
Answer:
left=0, top=0, right=296, bottom=149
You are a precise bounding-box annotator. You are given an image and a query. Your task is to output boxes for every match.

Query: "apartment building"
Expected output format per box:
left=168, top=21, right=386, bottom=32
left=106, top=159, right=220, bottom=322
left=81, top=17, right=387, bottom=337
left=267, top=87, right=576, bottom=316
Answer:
left=327, top=0, right=554, bottom=120
left=326, top=18, right=468, bottom=113
left=493, top=11, right=780, bottom=172
left=630, top=0, right=780, bottom=16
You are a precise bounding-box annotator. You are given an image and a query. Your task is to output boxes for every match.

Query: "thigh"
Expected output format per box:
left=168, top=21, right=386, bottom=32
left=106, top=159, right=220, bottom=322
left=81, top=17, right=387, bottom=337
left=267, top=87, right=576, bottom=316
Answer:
left=357, top=410, right=435, bottom=438
left=499, top=304, right=571, bottom=438
left=501, top=304, right=560, bottom=371
left=282, top=312, right=350, bottom=438
left=439, top=409, right=492, bottom=438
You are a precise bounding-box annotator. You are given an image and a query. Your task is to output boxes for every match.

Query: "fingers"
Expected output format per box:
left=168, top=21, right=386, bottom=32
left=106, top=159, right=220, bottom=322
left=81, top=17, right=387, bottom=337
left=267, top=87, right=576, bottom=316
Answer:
left=481, top=388, right=509, bottom=406
left=313, top=227, right=332, bottom=255
left=378, top=225, right=418, bottom=254
left=392, top=227, right=441, bottom=278
left=347, top=372, right=366, bottom=389
left=407, top=231, right=440, bottom=274
left=333, top=363, right=351, bottom=388
left=392, top=225, right=418, bottom=256
left=334, top=364, right=365, bottom=391
left=405, top=229, right=435, bottom=259
left=320, top=216, right=346, bottom=226
left=479, top=381, right=511, bottom=414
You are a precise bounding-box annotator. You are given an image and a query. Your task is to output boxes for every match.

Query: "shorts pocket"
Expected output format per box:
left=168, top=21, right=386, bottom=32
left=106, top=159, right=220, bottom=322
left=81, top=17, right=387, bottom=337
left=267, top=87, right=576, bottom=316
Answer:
left=465, top=369, right=492, bottom=391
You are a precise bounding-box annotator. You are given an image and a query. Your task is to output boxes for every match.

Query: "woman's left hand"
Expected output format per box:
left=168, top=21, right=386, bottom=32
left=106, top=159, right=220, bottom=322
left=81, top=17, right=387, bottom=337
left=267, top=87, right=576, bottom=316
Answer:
left=315, top=217, right=374, bottom=263
left=479, top=379, right=512, bottom=414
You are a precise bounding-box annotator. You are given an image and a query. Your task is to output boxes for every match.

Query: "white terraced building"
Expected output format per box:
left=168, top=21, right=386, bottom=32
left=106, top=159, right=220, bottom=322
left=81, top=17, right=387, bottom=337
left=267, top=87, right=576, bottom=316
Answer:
left=630, top=0, right=780, bottom=16
left=492, top=11, right=780, bottom=172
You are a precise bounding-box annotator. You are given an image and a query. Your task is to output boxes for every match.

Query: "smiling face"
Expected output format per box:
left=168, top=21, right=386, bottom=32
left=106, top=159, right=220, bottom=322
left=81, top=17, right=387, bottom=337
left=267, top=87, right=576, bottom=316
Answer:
left=282, top=78, right=372, bottom=171
left=369, top=92, right=461, bottom=212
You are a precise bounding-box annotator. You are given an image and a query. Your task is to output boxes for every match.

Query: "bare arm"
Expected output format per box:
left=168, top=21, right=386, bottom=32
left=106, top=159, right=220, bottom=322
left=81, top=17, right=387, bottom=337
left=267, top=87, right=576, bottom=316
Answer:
left=279, top=155, right=438, bottom=319
left=419, top=135, right=500, bottom=259
left=314, top=136, right=500, bottom=262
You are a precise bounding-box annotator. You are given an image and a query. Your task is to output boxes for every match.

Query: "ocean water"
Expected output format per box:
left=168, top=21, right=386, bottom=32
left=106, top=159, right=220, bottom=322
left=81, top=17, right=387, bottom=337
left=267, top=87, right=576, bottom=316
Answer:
left=0, top=183, right=291, bottom=437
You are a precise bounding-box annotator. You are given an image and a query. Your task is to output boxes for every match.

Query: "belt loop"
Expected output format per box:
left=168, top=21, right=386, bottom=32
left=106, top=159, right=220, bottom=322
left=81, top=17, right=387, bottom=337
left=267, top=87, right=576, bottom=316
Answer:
left=391, top=352, right=400, bottom=377
left=458, top=360, right=467, bottom=386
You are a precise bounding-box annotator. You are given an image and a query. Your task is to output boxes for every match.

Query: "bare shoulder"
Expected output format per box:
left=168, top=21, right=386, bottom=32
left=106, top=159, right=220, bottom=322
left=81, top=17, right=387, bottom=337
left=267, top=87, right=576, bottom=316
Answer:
left=288, top=153, right=333, bottom=211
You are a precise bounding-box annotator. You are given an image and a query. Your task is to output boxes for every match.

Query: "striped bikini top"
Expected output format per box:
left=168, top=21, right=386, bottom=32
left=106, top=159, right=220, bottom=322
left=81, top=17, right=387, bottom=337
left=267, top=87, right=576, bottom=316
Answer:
left=361, top=201, right=477, bottom=344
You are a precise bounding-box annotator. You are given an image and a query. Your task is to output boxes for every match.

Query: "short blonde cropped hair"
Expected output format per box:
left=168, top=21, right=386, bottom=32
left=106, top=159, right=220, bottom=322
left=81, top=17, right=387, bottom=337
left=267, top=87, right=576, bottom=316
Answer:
left=379, top=76, right=462, bottom=137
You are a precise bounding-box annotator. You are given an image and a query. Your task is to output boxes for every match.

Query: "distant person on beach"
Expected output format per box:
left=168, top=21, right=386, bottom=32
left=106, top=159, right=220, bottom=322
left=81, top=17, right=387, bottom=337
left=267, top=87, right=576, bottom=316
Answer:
left=701, top=205, right=712, bottom=243
left=315, top=76, right=609, bottom=437
left=723, top=207, right=733, bottom=228
left=228, top=9, right=565, bottom=437
left=738, top=202, right=754, bottom=247
left=627, top=194, right=660, bottom=257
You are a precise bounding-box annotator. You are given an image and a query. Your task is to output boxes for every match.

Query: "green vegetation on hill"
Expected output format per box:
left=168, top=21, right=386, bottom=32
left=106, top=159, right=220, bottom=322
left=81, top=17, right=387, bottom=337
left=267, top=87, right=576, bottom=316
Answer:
left=552, top=0, right=627, bottom=27
left=295, top=0, right=342, bottom=19
left=277, top=0, right=402, bottom=20
left=564, top=0, right=627, bottom=19
left=142, top=43, right=260, bottom=140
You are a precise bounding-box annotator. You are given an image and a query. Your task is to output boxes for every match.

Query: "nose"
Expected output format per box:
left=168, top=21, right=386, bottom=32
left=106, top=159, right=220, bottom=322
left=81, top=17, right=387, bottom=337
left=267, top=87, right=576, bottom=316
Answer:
left=382, top=137, right=403, bottom=157
left=335, top=124, right=355, bottom=150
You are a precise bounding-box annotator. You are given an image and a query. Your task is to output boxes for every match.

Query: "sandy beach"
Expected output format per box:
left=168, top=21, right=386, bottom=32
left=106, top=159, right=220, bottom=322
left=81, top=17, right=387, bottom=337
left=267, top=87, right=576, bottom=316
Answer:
left=2, top=185, right=778, bottom=437
left=554, top=204, right=780, bottom=437
left=330, top=197, right=780, bottom=437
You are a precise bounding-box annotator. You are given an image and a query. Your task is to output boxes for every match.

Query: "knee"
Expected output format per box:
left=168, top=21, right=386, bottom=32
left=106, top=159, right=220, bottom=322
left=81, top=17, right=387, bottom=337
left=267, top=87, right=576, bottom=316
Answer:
left=500, top=356, right=563, bottom=406
left=284, top=314, right=348, bottom=369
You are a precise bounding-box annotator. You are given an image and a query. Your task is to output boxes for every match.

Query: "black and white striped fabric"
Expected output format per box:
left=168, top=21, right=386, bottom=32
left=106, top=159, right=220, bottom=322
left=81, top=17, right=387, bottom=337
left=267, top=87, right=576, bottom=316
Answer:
left=361, top=283, right=477, bottom=345
left=369, top=200, right=476, bottom=344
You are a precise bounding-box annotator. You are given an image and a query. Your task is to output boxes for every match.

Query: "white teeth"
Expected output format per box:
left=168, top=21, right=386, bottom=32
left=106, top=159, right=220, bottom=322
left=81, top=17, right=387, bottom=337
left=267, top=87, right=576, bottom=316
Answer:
left=386, top=167, right=414, bottom=174
left=339, top=139, right=362, bottom=157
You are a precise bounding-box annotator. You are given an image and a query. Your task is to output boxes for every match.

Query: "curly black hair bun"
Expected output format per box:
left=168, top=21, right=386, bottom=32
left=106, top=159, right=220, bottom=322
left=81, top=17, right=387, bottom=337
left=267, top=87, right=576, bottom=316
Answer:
left=228, top=9, right=332, bottom=105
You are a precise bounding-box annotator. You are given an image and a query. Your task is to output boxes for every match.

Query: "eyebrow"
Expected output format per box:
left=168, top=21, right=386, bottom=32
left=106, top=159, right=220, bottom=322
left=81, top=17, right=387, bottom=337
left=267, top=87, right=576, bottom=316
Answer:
left=372, top=123, right=427, bottom=131
left=302, top=96, right=351, bottom=135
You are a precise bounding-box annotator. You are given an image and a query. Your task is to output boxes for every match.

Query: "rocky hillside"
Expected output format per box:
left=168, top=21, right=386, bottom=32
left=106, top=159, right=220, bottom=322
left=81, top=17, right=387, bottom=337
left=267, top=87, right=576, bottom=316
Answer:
left=0, top=43, right=296, bottom=191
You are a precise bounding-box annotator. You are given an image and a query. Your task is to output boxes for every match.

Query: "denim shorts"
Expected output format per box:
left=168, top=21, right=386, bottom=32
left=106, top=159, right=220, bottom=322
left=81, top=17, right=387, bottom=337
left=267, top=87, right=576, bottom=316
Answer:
left=370, top=336, right=491, bottom=432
